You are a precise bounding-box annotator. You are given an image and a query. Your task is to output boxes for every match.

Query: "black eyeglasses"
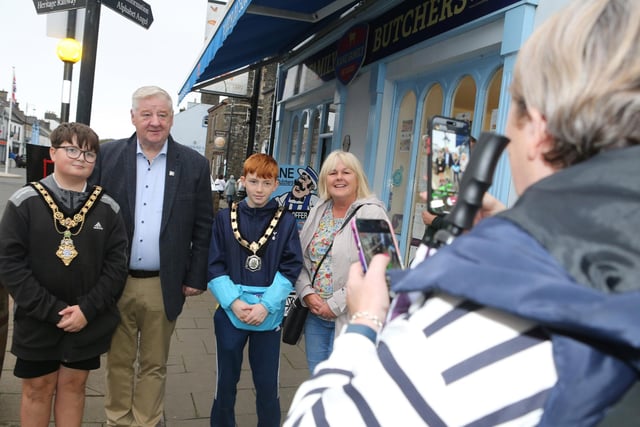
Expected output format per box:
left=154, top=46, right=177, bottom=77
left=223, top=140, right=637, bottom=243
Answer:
left=57, top=146, right=97, bottom=163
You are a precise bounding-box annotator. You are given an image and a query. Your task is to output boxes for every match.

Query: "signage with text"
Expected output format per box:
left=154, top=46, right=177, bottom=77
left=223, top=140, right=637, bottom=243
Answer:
left=102, top=0, right=154, bottom=29
left=272, top=164, right=320, bottom=231
left=303, top=0, right=521, bottom=84
left=33, top=0, right=87, bottom=14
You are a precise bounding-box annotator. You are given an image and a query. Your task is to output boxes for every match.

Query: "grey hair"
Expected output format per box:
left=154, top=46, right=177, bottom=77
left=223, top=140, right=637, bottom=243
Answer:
left=131, top=86, right=174, bottom=112
left=510, top=0, right=640, bottom=168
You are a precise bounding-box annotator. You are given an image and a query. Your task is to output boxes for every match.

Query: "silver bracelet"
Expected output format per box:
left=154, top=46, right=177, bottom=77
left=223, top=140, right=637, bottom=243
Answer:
left=350, top=311, right=383, bottom=329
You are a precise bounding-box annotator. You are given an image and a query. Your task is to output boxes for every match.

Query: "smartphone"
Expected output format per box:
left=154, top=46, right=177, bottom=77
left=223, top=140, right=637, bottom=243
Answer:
left=351, top=218, right=404, bottom=272
left=427, top=115, right=471, bottom=215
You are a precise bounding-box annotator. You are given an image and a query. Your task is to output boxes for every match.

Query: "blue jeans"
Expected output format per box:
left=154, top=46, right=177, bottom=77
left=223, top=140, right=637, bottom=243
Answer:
left=210, top=308, right=281, bottom=427
left=303, top=313, right=335, bottom=374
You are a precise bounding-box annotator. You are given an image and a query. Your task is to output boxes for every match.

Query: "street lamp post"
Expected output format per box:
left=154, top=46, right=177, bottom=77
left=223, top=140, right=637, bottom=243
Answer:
left=56, top=10, right=82, bottom=123
left=57, top=38, right=82, bottom=123
left=3, top=68, right=14, bottom=175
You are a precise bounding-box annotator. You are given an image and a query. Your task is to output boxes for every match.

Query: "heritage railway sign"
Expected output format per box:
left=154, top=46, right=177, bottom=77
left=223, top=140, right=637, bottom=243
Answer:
left=32, top=0, right=87, bottom=14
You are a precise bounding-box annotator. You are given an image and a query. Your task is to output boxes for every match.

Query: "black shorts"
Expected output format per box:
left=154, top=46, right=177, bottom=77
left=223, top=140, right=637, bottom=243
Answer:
left=14, top=356, right=101, bottom=379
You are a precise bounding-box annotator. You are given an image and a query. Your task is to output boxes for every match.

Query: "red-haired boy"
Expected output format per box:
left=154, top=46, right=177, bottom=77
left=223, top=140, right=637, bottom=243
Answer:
left=207, top=153, right=303, bottom=426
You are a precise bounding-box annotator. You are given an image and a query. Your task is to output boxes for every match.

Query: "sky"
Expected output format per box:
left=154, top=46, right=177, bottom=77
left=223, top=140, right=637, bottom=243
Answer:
left=0, top=0, right=217, bottom=140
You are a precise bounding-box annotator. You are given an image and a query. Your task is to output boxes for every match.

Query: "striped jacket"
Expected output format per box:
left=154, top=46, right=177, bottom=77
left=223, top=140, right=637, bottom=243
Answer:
left=286, top=218, right=640, bottom=426
left=285, top=286, right=555, bottom=426
left=285, top=146, right=640, bottom=426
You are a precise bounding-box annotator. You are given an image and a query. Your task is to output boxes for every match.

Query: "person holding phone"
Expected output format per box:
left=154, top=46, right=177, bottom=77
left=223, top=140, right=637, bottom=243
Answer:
left=295, top=150, right=392, bottom=374
left=286, top=0, right=640, bottom=425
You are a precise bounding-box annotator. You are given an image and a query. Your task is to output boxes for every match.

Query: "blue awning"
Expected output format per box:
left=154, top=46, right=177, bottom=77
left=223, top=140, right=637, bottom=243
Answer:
left=179, top=0, right=361, bottom=102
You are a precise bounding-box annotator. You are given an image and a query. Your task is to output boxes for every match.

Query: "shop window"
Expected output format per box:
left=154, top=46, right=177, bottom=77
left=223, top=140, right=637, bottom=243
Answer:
left=405, top=84, right=444, bottom=259
left=287, top=103, right=335, bottom=169
left=301, top=109, right=320, bottom=165
left=388, top=91, right=417, bottom=239
left=482, top=67, right=503, bottom=132
left=451, top=75, right=477, bottom=124
left=312, top=103, right=335, bottom=167
left=298, top=112, right=309, bottom=164
left=289, top=116, right=300, bottom=164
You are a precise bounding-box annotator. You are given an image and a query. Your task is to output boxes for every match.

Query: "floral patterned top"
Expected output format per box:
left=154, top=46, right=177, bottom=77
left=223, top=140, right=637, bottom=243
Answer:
left=309, top=204, right=343, bottom=299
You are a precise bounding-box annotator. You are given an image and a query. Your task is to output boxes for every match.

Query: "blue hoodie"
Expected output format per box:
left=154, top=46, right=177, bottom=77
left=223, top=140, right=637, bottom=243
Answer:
left=207, top=198, right=303, bottom=331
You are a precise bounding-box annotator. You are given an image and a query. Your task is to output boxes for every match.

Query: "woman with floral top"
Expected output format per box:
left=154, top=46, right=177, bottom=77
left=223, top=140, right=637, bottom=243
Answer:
left=295, top=150, right=391, bottom=374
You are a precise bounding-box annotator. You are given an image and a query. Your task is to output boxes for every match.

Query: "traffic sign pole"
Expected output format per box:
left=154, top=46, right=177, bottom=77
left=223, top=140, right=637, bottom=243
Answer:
left=76, top=0, right=100, bottom=125
left=60, top=10, right=77, bottom=123
left=34, top=0, right=153, bottom=126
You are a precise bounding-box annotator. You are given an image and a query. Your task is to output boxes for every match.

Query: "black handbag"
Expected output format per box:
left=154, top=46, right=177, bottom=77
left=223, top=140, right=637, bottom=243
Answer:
left=282, top=206, right=363, bottom=345
left=282, top=297, right=309, bottom=345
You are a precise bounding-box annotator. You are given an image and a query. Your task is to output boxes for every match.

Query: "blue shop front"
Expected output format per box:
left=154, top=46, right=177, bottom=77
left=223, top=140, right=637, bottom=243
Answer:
left=182, top=0, right=570, bottom=263
left=270, top=0, right=572, bottom=262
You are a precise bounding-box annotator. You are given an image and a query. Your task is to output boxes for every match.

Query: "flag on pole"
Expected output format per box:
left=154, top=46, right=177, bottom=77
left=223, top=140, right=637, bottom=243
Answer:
left=11, top=68, right=16, bottom=104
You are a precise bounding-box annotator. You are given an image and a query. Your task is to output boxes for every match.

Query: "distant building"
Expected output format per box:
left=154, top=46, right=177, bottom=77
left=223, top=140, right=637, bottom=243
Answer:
left=0, top=90, right=26, bottom=159
left=204, top=65, right=277, bottom=179
left=172, top=102, right=213, bottom=158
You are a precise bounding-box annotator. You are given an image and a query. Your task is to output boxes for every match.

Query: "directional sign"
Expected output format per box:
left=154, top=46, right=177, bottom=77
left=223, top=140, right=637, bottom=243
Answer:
left=101, top=0, right=154, bottom=29
left=33, top=0, right=87, bottom=14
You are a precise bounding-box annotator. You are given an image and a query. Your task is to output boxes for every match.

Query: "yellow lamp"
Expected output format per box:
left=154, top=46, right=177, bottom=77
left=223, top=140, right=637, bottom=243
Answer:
left=56, top=38, right=82, bottom=64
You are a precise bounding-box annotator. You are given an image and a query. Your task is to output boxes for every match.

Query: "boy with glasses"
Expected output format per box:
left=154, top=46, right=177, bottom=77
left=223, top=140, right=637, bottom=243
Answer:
left=0, top=122, right=129, bottom=426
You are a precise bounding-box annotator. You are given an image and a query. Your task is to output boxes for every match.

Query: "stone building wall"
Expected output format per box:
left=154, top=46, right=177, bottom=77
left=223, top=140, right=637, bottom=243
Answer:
left=204, top=64, right=278, bottom=180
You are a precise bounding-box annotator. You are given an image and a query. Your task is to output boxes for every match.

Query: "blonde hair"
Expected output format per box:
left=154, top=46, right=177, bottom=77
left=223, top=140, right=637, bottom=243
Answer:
left=510, top=0, right=640, bottom=167
left=131, top=86, right=174, bottom=113
left=317, top=150, right=373, bottom=200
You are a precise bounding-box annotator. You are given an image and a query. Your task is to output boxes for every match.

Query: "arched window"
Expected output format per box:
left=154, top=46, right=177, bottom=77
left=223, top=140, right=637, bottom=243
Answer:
left=388, top=90, right=417, bottom=237
left=451, top=75, right=477, bottom=123
left=482, top=67, right=503, bottom=132
left=405, top=84, right=444, bottom=257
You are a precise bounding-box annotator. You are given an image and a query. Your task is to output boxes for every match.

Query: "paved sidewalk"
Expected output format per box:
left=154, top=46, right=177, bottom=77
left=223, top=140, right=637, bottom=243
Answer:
left=0, top=291, right=310, bottom=426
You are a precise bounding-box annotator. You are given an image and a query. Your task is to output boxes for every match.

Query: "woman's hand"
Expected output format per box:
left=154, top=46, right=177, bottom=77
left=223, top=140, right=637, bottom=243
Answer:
left=474, top=193, right=506, bottom=225
left=304, top=293, right=336, bottom=319
left=347, top=254, right=391, bottom=329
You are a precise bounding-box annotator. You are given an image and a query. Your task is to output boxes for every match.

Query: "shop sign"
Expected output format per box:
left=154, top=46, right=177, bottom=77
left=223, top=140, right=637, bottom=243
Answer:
left=301, top=0, right=521, bottom=83
left=365, top=0, right=521, bottom=65
left=335, top=24, right=369, bottom=86
left=304, top=50, right=336, bottom=83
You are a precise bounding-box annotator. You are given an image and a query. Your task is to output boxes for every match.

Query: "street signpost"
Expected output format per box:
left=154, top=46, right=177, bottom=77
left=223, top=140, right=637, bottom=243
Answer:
left=32, top=0, right=87, bottom=14
left=101, top=0, right=154, bottom=29
left=31, top=0, right=154, bottom=125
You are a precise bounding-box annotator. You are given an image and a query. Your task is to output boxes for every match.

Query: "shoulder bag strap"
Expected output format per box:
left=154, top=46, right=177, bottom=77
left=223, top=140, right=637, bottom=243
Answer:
left=310, top=204, right=364, bottom=286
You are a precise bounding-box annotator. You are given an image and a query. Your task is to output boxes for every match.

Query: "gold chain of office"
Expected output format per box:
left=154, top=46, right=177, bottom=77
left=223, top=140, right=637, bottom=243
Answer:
left=31, top=182, right=102, bottom=267
left=230, top=202, right=284, bottom=272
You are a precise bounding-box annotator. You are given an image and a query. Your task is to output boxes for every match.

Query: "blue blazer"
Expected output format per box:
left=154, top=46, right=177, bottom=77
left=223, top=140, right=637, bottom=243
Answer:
left=92, top=134, right=213, bottom=321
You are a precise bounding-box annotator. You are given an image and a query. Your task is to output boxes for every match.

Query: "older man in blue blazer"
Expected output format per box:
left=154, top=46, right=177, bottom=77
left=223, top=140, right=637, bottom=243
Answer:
left=92, top=86, right=213, bottom=427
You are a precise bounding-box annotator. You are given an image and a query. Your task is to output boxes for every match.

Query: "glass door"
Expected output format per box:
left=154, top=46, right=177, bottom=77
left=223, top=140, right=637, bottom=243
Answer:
left=405, top=84, right=443, bottom=261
